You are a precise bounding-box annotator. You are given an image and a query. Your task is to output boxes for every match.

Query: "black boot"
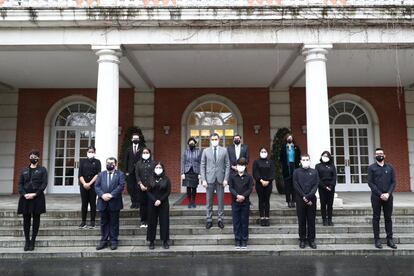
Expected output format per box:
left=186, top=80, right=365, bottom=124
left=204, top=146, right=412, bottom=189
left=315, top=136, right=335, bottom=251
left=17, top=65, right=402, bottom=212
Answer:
left=191, top=193, right=197, bottom=208
left=24, top=240, right=30, bottom=251
left=327, top=218, right=334, bottom=226
left=28, top=239, right=35, bottom=251
left=322, top=218, right=328, bottom=226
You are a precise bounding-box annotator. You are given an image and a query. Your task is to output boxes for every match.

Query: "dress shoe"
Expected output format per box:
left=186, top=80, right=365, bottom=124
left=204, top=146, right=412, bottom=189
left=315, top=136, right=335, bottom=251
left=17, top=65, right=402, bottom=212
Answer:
left=240, top=241, right=247, bottom=249
left=374, top=239, right=383, bottom=249
left=387, top=239, right=397, bottom=249
left=291, top=201, right=296, bottom=208
left=260, top=219, right=265, bottom=226
left=322, top=219, right=328, bottom=226
left=206, top=221, right=213, bottom=229
left=265, top=219, right=270, bottom=227
left=187, top=203, right=192, bottom=209
left=287, top=202, right=292, bottom=208
left=149, top=241, right=155, bottom=250
left=218, top=221, right=224, bottom=229
left=28, top=240, right=35, bottom=251
left=299, top=240, right=306, bottom=249
left=24, top=241, right=30, bottom=251
left=191, top=203, right=197, bottom=208
left=308, top=240, right=317, bottom=249
left=163, top=241, right=170, bottom=249
left=89, top=221, right=96, bottom=229
left=235, top=241, right=241, bottom=249
left=96, top=242, right=108, bottom=250
left=110, top=243, right=118, bottom=250
left=78, top=222, right=87, bottom=229
left=327, top=219, right=334, bottom=226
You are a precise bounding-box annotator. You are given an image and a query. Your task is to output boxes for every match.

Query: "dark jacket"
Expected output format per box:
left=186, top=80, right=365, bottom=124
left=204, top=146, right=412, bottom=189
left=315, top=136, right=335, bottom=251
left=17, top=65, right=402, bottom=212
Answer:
left=17, top=166, right=48, bottom=215
left=181, top=148, right=203, bottom=174
left=315, top=162, right=337, bottom=190
left=293, top=167, right=319, bottom=200
left=79, top=157, right=101, bottom=183
left=227, top=144, right=249, bottom=166
left=368, top=162, right=396, bottom=197
left=147, top=176, right=171, bottom=204
left=279, top=143, right=301, bottom=178
left=124, top=145, right=144, bottom=174
left=135, top=159, right=156, bottom=188
left=95, top=170, right=125, bottom=212
left=252, top=158, right=276, bottom=183
left=229, top=172, right=254, bottom=205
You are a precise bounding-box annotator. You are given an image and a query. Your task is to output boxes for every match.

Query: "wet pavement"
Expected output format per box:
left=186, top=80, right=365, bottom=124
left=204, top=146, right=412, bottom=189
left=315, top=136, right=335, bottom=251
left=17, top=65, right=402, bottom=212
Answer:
left=0, top=255, right=413, bottom=276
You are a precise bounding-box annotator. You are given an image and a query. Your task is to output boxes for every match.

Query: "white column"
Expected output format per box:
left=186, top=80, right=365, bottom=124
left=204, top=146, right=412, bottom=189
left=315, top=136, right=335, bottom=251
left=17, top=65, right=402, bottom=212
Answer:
left=302, top=44, right=332, bottom=167
left=92, top=46, right=121, bottom=167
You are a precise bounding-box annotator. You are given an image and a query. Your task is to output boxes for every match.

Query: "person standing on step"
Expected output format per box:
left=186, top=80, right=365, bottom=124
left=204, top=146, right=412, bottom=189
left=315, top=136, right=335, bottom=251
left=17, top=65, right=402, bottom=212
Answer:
left=252, top=147, right=276, bottom=227
left=135, top=147, right=156, bottom=228
left=181, top=137, right=203, bottom=208
left=293, top=154, right=319, bottom=249
left=227, top=134, right=249, bottom=174
left=95, top=157, right=125, bottom=251
left=200, top=133, right=230, bottom=230
left=17, top=150, right=48, bottom=251
left=124, top=132, right=144, bottom=209
left=315, top=151, right=337, bottom=227
left=229, top=157, right=253, bottom=250
left=368, top=147, right=397, bottom=250
left=78, top=146, right=101, bottom=229
left=147, top=162, right=171, bottom=250
left=279, top=133, right=301, bottom=208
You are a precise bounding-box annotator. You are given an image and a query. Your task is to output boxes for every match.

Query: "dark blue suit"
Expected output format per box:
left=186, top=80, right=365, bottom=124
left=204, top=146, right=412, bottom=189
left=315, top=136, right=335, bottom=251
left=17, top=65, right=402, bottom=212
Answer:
left=95, top=170, right=125, bottom=245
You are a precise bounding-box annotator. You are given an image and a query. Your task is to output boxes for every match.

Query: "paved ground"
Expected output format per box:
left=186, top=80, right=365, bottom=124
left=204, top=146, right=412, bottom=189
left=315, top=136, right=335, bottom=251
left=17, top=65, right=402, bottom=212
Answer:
left=1, top=192, right=414, bottom=211
left=0, top=255, right=413, bottom=276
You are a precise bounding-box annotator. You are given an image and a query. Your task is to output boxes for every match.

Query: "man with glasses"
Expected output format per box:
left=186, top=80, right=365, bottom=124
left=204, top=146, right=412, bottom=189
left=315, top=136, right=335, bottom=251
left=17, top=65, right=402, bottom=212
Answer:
left=200, top=133, right=230, bottom=229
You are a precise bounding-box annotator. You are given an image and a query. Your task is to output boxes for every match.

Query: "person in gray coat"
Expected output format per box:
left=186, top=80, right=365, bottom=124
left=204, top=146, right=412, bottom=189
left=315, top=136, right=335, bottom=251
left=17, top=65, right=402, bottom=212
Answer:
left=200, top=133, right=230, bottom=230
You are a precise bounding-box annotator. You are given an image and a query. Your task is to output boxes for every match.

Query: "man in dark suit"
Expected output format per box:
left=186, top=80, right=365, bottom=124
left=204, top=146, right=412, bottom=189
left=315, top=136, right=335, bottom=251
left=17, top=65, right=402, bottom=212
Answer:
left=124, top=133, right=144, bottom=209
left=95, top=157, right=125, bottom=250
left=227, top=134, right=249, bottom=173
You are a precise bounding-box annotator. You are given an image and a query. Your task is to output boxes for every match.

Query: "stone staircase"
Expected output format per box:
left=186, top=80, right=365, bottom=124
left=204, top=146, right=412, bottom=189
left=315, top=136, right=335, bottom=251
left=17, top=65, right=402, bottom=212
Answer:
left=0, top=207, right=414, bottom=258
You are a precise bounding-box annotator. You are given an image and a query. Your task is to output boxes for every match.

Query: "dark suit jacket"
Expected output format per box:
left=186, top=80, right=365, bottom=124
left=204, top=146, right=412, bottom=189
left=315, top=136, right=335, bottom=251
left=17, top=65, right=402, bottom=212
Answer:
left=124, top=146, right=143, bottom=174
left=95, top=170, right=125, bottom=212
left=227, top=144, right=249, bottom=166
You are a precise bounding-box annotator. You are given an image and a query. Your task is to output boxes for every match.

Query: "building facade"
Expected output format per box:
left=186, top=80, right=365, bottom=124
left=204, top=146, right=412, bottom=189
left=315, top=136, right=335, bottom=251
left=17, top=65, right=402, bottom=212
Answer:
left=0, top=0, right=413, bottom=194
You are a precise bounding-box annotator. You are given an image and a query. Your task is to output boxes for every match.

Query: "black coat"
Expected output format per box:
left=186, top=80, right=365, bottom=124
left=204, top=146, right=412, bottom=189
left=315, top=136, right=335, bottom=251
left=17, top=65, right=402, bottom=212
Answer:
left=279, top=143, right=301, bottom=178
left=227, top=144, right=249, bottom=166
left=124, top=145, right=144, bottom=174
left=17, top=166, right=48, bottom=215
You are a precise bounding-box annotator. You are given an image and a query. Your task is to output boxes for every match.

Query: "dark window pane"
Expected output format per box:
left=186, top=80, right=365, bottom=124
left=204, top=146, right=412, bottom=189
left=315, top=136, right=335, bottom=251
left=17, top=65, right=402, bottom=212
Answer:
left=54, top=178, right=63, bottom=186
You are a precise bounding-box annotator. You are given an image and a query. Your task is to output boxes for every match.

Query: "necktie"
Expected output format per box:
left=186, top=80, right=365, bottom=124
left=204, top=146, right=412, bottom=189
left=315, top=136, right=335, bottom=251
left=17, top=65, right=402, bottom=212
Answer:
left=107, top=172, right=112, bottom=190
left=133, top=145, right=137, bottom=155
left=214, top=147, right=217, bottom=162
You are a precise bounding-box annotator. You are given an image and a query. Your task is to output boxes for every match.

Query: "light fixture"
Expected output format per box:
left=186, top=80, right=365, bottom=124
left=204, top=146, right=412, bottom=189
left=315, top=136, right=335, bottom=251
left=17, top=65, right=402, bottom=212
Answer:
left=163, top=125, right=170, bottom=135
left=301, top=125, right=307, bottom=134
left=253, top=125, right=261, bottom=135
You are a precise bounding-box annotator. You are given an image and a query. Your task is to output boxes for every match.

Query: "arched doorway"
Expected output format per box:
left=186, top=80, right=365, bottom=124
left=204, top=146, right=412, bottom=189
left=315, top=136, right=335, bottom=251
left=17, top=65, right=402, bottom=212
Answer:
left=329, top=100, right=374, bottom=191
left=49, top=102, right=96, bottom=193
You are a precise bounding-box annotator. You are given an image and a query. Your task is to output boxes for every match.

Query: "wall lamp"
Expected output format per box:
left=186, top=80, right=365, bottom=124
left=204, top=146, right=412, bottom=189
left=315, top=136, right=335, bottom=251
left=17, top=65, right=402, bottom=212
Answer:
left=163, top=125, right=170, bottom=135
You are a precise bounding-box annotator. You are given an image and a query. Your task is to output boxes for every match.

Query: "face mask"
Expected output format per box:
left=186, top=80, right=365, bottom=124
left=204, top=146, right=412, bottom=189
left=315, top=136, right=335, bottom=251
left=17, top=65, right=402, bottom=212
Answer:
left=321, top=156, right=330, bottom=163
left=234, top=139, right=241, bottom=145
left=30, top=158, right=38, bottom=165
left=376, top=155, right=385, bottom=162
left=236, top=165, right=246, bottom=173
left=87, top=152, right=95, bottom=159
left=189, top=144, right=196, bottom=150
left=106, top=164, right=115, bottom=171
left=142, top=153, right=150, bottom=160
left=260, top=152, right=268, bottom=159
left=301, top=160, right=311, bottom=169
left=287, top=139, right=293, bottom=144
left=132, top=139, right=139, bottom=145
left=211, top=140, right=219, bottom=147
left=154, top=168, right=163, bottom=175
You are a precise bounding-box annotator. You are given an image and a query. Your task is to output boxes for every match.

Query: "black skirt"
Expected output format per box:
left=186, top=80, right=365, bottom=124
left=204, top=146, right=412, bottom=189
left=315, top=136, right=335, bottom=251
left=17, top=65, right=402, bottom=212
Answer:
left=17, top=193, right=46, bottom=215
left=182, top=171, right=199, bottom=188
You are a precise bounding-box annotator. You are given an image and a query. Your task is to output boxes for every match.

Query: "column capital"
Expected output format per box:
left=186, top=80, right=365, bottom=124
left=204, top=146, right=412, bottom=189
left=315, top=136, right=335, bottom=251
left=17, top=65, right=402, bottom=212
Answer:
left=92, top=45, right=122, bottom=64
left=302, top=44, right=333, bottom=63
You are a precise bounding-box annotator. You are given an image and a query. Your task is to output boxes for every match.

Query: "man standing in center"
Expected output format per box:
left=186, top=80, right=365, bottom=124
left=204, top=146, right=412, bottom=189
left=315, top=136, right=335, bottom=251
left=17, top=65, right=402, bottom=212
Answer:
left=227, top=134, right=249, bottom=174
left=200, top=133, right=230, bottom=229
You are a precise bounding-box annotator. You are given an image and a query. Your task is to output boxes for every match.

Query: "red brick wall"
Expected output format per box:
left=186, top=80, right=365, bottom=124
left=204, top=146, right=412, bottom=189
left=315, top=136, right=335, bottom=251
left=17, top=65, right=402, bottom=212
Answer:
left=154, top=88, right=270, bottom=193
left=13, top=88, right=134, bottom=193
left=290, top=87, right=410, bottom=192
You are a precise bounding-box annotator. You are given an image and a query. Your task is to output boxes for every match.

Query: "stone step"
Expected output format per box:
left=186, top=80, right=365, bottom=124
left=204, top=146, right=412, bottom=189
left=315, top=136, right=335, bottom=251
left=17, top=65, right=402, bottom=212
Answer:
left=2, top=216, right=414, bottom=227
left=1, top=224, right=412, bottom=237
left=0, top=243, right=410, bottom=259
left=2, top=207, right=414, bottom=218
left=1, top=233, right=413, bottom=248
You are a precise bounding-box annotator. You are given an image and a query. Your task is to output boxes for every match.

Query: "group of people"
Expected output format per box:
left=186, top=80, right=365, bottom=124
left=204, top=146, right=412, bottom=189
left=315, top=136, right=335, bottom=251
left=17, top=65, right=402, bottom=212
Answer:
left=17, top=132, right=397, bottom=252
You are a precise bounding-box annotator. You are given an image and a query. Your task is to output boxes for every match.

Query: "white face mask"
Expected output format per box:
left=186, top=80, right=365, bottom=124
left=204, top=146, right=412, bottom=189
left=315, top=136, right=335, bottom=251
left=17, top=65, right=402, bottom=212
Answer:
left=321, top=156, right=330, bottom=163
left=87, top=152, right=95, bottom=159
left=154, top=168, right=163, bottom=175
left=211, top=140, right=219, bottom=147
left=301, top=160, right=311, bottom=169
left=260, top=152, right=268, bottom=159
left=236, top=165, right=246, bottom=173
left=142, top=153, right=150, bottom=160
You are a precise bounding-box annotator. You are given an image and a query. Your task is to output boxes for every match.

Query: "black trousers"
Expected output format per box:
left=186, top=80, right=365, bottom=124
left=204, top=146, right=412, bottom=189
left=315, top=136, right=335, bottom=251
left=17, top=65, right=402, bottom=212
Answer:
left=147, top=201, right=170, bottom=242
left=80, top=185, right=96, bottom=223
left=187, top=187, right=197, bottom=203
left=126, top=174, right=139, bottom=205
left=23, top=213, right=41, bottom=242
left=99, top=210, right=120, bottom=244
left=371, top=194, right=393, bottom=240
left=255, top=182, right=272, bottom=217
left=232, top=202, right=250, bottom=242
left=319, top=188, right=335, bottom=220
left=284, top=162, right=296, bottom=203
left=296, top=195, right=316, bottom=241
left=138, top=190, right=148, bottom=223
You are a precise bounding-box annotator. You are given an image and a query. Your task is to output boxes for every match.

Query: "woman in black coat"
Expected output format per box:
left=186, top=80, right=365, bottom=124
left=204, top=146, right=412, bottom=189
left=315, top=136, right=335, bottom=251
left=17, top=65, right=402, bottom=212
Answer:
left=147, top=162, right=171, bottom=250
left=17, top=150, right=48, bottom=251
left=252, top=147, right=276, bottom=226
left=315, top=151, right=337, bottom=226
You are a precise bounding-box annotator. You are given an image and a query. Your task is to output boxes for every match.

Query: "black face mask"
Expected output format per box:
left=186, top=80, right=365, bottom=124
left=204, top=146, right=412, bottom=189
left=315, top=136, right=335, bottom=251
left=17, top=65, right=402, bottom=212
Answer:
left=189, top=144, right=196, bottom=150
left=132, top=140, right=139, bottom=145
left=30, top=158, right=38, bottom=165
left=376, top=155, right=385, bottom=162
left=287, top=139, right=293, bottom=144
left=106, top=164, right=115, bottom=171
left=234, top=140, right=241, bottom=145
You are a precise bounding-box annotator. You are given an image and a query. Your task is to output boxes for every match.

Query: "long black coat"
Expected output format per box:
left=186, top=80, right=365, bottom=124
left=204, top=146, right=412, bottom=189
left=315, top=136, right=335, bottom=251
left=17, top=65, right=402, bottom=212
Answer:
left=279, top=143, right=301, bottom=178
left=17, top=166, right=48, bottom=215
